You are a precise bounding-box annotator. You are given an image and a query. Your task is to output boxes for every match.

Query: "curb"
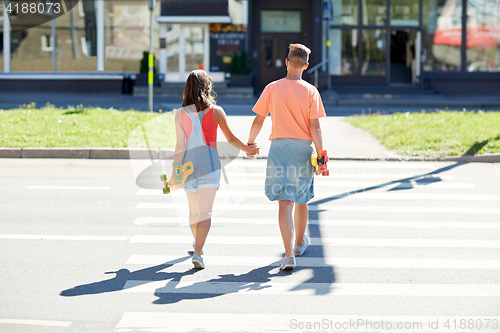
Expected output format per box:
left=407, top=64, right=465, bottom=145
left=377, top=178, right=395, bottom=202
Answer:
left=1, top=148, right=499, bottom=163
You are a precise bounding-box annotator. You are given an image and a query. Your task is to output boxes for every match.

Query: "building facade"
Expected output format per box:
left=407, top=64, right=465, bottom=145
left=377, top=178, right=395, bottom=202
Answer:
left=1, top=0, right=499, bottom=94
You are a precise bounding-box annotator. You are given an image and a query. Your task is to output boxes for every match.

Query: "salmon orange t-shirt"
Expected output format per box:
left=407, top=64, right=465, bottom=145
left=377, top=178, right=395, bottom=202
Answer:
left=252, top=78, right=326, bottom=141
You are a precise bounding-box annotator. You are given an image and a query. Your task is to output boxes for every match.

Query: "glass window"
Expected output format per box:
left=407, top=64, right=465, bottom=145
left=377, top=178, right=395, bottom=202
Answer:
left=423, top=0, right=461, bottom=71
left=261, top=10, right=301, bottom=33
left=104, top=1, right=160, bottom=72
left=9, top=4, right=96, bottom=71
left=391, top=0, right=420, bottom=26
left=466, top=0, right=500, bottom=72
left=361, top=29, right=387, bottom=75
left=55, top=4, right=96, bottom=72
left=166, top=24, right=179, bottom=73
left=332, top=0, right=358, bottom=25
left=184, top=26, right=205, bottom=72
left=1, top=5, right=3, bottom=70
left=329, top=29, right=358, bottom=75
left=363, top=0, right=387, bottom=26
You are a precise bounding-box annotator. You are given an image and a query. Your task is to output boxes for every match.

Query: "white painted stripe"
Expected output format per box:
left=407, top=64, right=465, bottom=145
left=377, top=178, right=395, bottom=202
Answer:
left=224, top=161, right=438, bottom=169
left=189, top=180, right=475, bottom=189
left=133, top=217, right=500, bottom=229
left=128, top=235, right=500, bottom=248
left=217, top=172, right=454, bottom=180
left=0, top=319, right=71, bottom=327
left=0, top=235, right=129, bottom=241
left=120, top=280, right=500, bottom=296
left=136, top=203, right=500, bottom=214
left=117, top=313, right=500, bottom=332
left=25, top=186, right=110, bottom=190
left=137, top=190, right=498, bottom=201
left=126, top=255, right=500, bottom=269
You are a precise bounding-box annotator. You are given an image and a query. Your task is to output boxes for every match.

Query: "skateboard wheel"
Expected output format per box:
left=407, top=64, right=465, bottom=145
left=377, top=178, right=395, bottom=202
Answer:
left=162, top=187, right=170, bottom=194
left=174, top=174, right=182, bottom=183
left=319, top=165, right=327, bottom=171
left=172, top=161, right=180, bottom=168
left=160, top=174, right=167, bottom=182
left=319, top=150, right=327, bottom=156
left=323, top=170, right=330, bottom=176
left=324, top=156, right=329, bottom=163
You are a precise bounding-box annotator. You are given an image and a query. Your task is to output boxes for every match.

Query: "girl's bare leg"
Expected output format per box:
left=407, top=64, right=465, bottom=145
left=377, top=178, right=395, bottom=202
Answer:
left=278, top=200, right=295, bottom=257
left=294, top=203, right=308, bottom=247
left=186, top=188, right=217, bottom=256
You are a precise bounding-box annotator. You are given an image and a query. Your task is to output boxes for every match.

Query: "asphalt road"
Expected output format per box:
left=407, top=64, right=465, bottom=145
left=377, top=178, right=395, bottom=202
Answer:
left=1, top=158, right=499, bottom=333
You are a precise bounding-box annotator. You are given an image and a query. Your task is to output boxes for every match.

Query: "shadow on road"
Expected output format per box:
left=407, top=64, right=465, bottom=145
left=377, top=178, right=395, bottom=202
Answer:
left=60, top=256, right=193, bottom=297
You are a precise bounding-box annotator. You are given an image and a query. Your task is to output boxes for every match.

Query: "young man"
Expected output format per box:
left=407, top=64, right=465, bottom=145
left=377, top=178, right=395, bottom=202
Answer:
left=247, top=44, right=326, bottom=270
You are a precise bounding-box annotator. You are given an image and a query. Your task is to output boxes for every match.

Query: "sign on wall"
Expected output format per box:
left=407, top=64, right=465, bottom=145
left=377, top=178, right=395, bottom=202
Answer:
left=209, top=24, right=247, bottom=72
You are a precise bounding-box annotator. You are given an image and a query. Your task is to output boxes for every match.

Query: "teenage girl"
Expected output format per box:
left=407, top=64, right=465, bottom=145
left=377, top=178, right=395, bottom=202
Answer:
left=173, top=70, right=259, bottom=269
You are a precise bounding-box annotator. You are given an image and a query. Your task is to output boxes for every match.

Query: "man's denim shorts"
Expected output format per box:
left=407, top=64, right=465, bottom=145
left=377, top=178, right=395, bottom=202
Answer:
left=265, top=138, right=315, bottom=203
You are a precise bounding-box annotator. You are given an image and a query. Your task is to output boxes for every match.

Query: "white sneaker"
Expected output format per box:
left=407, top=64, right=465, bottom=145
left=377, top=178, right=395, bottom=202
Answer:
left=280, top=256, right=296, bottom=270
left=294, top=234, right=309, bottom=256
left=192, top=240, right=204, bottom=255
left=191, top=254, right=205, bottom=269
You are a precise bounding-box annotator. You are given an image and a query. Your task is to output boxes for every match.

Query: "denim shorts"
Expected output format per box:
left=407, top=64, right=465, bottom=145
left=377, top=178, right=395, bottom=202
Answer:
left=265, top=138, right=314, bottom=203
left=183, top=146, right=221, bottom=193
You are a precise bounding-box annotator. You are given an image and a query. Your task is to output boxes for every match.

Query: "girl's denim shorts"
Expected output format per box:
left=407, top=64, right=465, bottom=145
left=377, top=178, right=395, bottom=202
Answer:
left=265, top=138, right=315, bottom=203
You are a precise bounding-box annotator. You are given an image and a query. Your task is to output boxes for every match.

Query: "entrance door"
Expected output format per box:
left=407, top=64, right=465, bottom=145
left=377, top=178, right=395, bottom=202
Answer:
left=260, top=34, right=302, bottom=89
left=390, top=29, right=418, bottom=84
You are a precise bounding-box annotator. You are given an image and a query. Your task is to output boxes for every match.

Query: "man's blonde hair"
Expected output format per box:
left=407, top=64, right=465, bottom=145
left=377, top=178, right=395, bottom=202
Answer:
left=287, top=43, right=311, bottom=68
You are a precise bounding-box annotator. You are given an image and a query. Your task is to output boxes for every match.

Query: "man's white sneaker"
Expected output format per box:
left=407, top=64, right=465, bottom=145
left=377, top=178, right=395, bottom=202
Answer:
left=191, top=254, right=205, bottom=269
left=280, top=256, right=296, bottom=270
left=294, top=234, right=309, bottom=256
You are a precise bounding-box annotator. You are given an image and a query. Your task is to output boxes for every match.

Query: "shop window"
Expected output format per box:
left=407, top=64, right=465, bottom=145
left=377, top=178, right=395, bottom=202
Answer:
left=423, top=0, right=461, bottom=71
left=184, top=26, right=204, bottom=72
left=261, top=10, right=301, bottom=33
left=104, top=1, right=160, bottom=72
left=329, top=29, right=359, bottom=75
left=391, top=0, right=419, bottom=27
left=362, top=0, right=387, bottom=26
left=166, top=24, right=179, bottom=73
left=466, top=0, right=500, bottom=72
left=332, top=0, right=358, bottom=25
left=361, top=29, right=387, bottom=75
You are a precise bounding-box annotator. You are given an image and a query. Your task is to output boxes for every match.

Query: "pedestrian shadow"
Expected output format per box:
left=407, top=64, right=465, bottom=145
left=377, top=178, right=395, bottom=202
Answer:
left=299, top=160, right=471, bottom=296
left=152, top=262, right=335, bottom=304
left=60, top=256, right=192, bottom=297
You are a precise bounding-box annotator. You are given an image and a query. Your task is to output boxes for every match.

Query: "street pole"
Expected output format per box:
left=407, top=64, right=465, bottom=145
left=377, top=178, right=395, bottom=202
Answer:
left=148, top=0, right=155, bottom=112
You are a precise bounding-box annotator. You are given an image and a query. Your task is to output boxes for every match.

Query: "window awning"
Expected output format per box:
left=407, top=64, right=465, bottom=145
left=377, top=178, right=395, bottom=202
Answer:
left=158, top=0, right=231, bottom=23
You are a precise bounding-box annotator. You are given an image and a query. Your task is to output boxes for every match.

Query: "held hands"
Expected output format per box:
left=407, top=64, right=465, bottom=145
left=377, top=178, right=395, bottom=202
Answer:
left=245, top=143, right=260, bottom=158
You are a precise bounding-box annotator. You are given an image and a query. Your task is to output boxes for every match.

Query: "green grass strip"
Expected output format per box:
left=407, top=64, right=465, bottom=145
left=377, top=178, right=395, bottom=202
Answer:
left=346, top=110, right=500, bottom=157
left=0, top=103, right=176, bottom=148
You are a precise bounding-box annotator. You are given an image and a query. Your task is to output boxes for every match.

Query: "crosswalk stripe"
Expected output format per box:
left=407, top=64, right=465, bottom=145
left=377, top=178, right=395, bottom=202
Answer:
left=116, top=313, right=500, bottom=332
left=0, top=319, right=72, bottom=327
left=120, top=280, right=500, bottom=296
left=126, top=255, right=500, bottom=269
left=132, top=217, right=500, bottom=229
left=25, top=186, right=110, bottom=190
left=223, top=161, right=438, bottom=169
left=136, top=203, right=500, bottom=214
left=216, top=172, right=454, bottom=180
left=0, top=235, right=129, bottom=241
left=187, top=180, right=475, bottom=189
left=128, top=235, right=500, bottom=248
left=137, top=189, right=498, bottom=201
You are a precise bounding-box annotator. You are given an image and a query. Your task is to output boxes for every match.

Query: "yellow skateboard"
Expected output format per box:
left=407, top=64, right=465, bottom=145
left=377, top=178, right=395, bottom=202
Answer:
left=311, top=150, right=329, bottom=176
left=160, top=161, right=193, bottom=194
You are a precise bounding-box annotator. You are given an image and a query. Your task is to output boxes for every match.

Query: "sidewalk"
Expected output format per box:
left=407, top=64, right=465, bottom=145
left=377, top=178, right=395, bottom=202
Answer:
left=1, top=91, right=499, bottom=162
